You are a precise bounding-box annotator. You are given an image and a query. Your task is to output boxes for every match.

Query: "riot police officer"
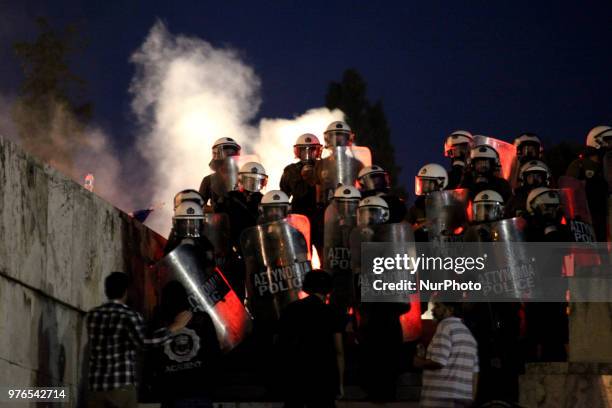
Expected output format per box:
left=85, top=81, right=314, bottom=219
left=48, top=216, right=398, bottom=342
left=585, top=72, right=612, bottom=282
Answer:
left=315, top=121, right=367, bottom=205
left=281, top=133, right=323, bottom=253
left=199, top=137, right=241, bottom=209
left=524, top=187, right=569, bottom=362
left=258, top=190, right=290, bottom=223
left=444, top=130, right=474, bottom=189
left=506, top=160, right=552, bottom=218
left=216, top=162, right=268, bottom=251
left=164, top=200, right=215, bottom=272
left=514, top=133, right=544, bottom=164
left=407, top=163, right=448, bottom=241
left=460, top=145, right=513, bottom=201
left=355, top=196, right=410, bottom=401
left=565, top=126, right=611, bottom=241
left=357, top=165, right=407, bottom=223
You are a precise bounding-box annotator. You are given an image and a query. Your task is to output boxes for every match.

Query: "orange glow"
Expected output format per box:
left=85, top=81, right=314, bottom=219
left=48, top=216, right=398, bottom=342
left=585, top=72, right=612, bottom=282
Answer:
left=453, top=226, right=464, bottom=235
left=560, top=216, right=567, bottom=225
left=466, top=200, right=473, bottom=222
left=298, top=290, right=308, bottom=300
left=311, top=245, right=321, bottom=269
left=400, top=294, right=423, bottom=342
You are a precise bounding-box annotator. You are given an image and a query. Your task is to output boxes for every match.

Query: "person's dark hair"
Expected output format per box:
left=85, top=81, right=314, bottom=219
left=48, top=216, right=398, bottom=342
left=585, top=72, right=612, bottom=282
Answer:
left=302, top=269, right=333, bottom=295
left=160, top=280, right=191, bottom=321
left=105, top=272, right=130, bottom=300
left=439, top=301, right=462, bottom=317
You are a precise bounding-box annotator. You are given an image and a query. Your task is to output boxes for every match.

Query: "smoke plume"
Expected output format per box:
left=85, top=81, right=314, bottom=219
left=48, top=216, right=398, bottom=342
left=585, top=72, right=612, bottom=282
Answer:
left=130, top=21, right=343, bottom=234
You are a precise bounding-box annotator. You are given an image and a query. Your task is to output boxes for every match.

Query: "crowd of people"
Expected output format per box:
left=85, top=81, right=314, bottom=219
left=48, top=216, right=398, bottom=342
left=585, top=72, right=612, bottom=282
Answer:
left=86, top=122, right=612, bottom=407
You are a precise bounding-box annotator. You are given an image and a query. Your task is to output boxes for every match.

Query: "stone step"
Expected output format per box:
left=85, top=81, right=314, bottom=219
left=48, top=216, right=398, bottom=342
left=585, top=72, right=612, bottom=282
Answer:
left=141, top=403, right=420, bottom=408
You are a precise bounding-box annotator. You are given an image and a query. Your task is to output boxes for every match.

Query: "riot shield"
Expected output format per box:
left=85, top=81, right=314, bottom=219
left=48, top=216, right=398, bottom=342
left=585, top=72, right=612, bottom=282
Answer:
left=203, top=212, right=231, bottom=266
left=473, top=135, right=517, bottom=181
left=210, top=154, right=260, bottom=196
left=157, top=243, right=252, bottom=352
left=317, top=146, right=372, bottom=203
left=286, top=213, right=311, bottom=258
left=324, top=199, right=359, bottom=310
left=558, top=176, right=597, bottom=243
left=425, top=189, right=470, bottom=243
left=604, top=150, right=612, bottom=192
left=240, top=220, right=312, bottom=322
left=350, top=223, right=422, bottom=340
left=464, top=217, right=531, bottom=299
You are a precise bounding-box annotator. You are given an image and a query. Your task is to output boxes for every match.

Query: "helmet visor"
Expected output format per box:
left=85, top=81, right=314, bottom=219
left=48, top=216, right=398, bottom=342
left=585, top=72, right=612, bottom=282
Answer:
left=357, top=206, right=387, bottom=227
left=601, top=134, right=612, bottom=148
left=173, top=218, right=203, bottom=238
left=535, top=203, right=561, bottom=219
left=240, top=173, right=268, bottom=192
left=415, top=176, right=442, bottom=196
left=260, top=205, right=289, bottom=222
left=335, top=199, right=359, bottom=217
left=360, top=172, right=390, bottom=192
left=447, top=143, right=470, bottom=160
left=472, top=202, right=504, bottom=223
left=294, top=145, right=322, bottom=162
left=324, top=131, right=351, bottom=147
left=518, top=142, right=540, bottom=159
left=474, top=158, right=492, bottom=174
left=212, top=145, right=240, bottom=161
left=524, top=170, right=547, bottom=187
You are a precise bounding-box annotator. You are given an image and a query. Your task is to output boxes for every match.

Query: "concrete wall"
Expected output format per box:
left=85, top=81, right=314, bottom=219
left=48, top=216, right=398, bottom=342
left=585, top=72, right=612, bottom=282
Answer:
left=0, top=135, right=165, bottom=407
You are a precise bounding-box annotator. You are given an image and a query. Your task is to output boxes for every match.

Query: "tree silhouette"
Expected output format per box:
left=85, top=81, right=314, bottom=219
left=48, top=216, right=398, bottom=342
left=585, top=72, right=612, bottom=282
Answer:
left=12, top=17, right=92, bottom=175
left=325, top=69, right=403, bottom=195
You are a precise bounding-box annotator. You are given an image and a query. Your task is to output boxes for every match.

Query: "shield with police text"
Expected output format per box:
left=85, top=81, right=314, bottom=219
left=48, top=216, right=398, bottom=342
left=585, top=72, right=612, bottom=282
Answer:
left=425, top=189, right=470, bottom=243
left=324, top=199, right=360, bottom=310
left=240, top=220, right=312, bottom=322
left=558, top=176, right=597, bottom=243
left=157, top=243, right=252, bottom=352
left=316, top=146, right=372, bottom=204
left=464, top=217, right=534, bottom=300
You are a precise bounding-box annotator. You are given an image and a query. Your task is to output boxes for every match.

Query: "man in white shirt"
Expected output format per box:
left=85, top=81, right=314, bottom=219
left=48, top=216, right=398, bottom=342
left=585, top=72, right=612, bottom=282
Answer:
left=414, top=301, right=479, bottom=408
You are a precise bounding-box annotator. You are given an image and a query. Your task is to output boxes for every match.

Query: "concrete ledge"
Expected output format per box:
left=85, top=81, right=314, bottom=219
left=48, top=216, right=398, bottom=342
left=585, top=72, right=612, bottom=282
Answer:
left=520, top=362, right=612, bottom=408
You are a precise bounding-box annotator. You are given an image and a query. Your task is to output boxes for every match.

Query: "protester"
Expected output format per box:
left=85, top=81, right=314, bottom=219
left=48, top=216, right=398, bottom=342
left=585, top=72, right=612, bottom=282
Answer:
left=414, top=301, right=479, bottom=408
left=86, top=272, right=192, bottom=408
left=150, top=281, right=221, bottom=408
left=276, top=270, right=345, bottom=408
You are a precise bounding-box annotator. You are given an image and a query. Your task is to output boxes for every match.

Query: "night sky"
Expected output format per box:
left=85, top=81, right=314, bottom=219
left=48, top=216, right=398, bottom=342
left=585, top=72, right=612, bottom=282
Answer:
left=2, top=1, right=612, bottom=194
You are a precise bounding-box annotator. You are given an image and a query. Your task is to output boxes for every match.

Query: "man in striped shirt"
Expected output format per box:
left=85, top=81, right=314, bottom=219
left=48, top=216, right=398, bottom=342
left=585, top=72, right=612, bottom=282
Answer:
left=86, top=272, right=192, bottom=408
left=414, top=302, right=479, bottom=408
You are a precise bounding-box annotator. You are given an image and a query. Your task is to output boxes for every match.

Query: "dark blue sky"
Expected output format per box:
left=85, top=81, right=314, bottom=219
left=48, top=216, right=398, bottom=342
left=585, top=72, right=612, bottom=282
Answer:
left=2, top=1, right=612, bottom=192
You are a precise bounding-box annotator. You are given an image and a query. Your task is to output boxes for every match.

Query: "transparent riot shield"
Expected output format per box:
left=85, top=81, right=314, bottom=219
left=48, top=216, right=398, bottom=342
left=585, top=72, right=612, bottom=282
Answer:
left=157, top=243, right=252, bottom=352
left=350, top=223, right=421, bottom=339
left=464, top=217, right=531, bottom=299
left=425, top=189, right=470, bottom=243
left=473, top=135, right=517, bottom=181
left=558, top=176, right=597, bottom=243
left=324, top=199, right=360, bottom=311
left=240, top=220, right=312, bottom=322
left=316, top=146, right=372, bottom=203
left=203, top=212, right=231, bottom=266
left=286, top=213, right=311, bottom=258
left=210, top=154, right=260, bottom=197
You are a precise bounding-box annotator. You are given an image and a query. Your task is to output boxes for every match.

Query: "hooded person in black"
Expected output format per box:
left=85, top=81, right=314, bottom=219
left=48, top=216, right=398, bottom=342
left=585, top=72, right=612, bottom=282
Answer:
left=151, top=281, right=220, bottom=408
left=276, top=270, right=345, bottom=408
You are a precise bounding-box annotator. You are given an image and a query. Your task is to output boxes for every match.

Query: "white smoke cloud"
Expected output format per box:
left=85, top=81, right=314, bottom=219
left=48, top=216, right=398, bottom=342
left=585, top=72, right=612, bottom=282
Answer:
left=130, top=20, right=343, bottom=235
